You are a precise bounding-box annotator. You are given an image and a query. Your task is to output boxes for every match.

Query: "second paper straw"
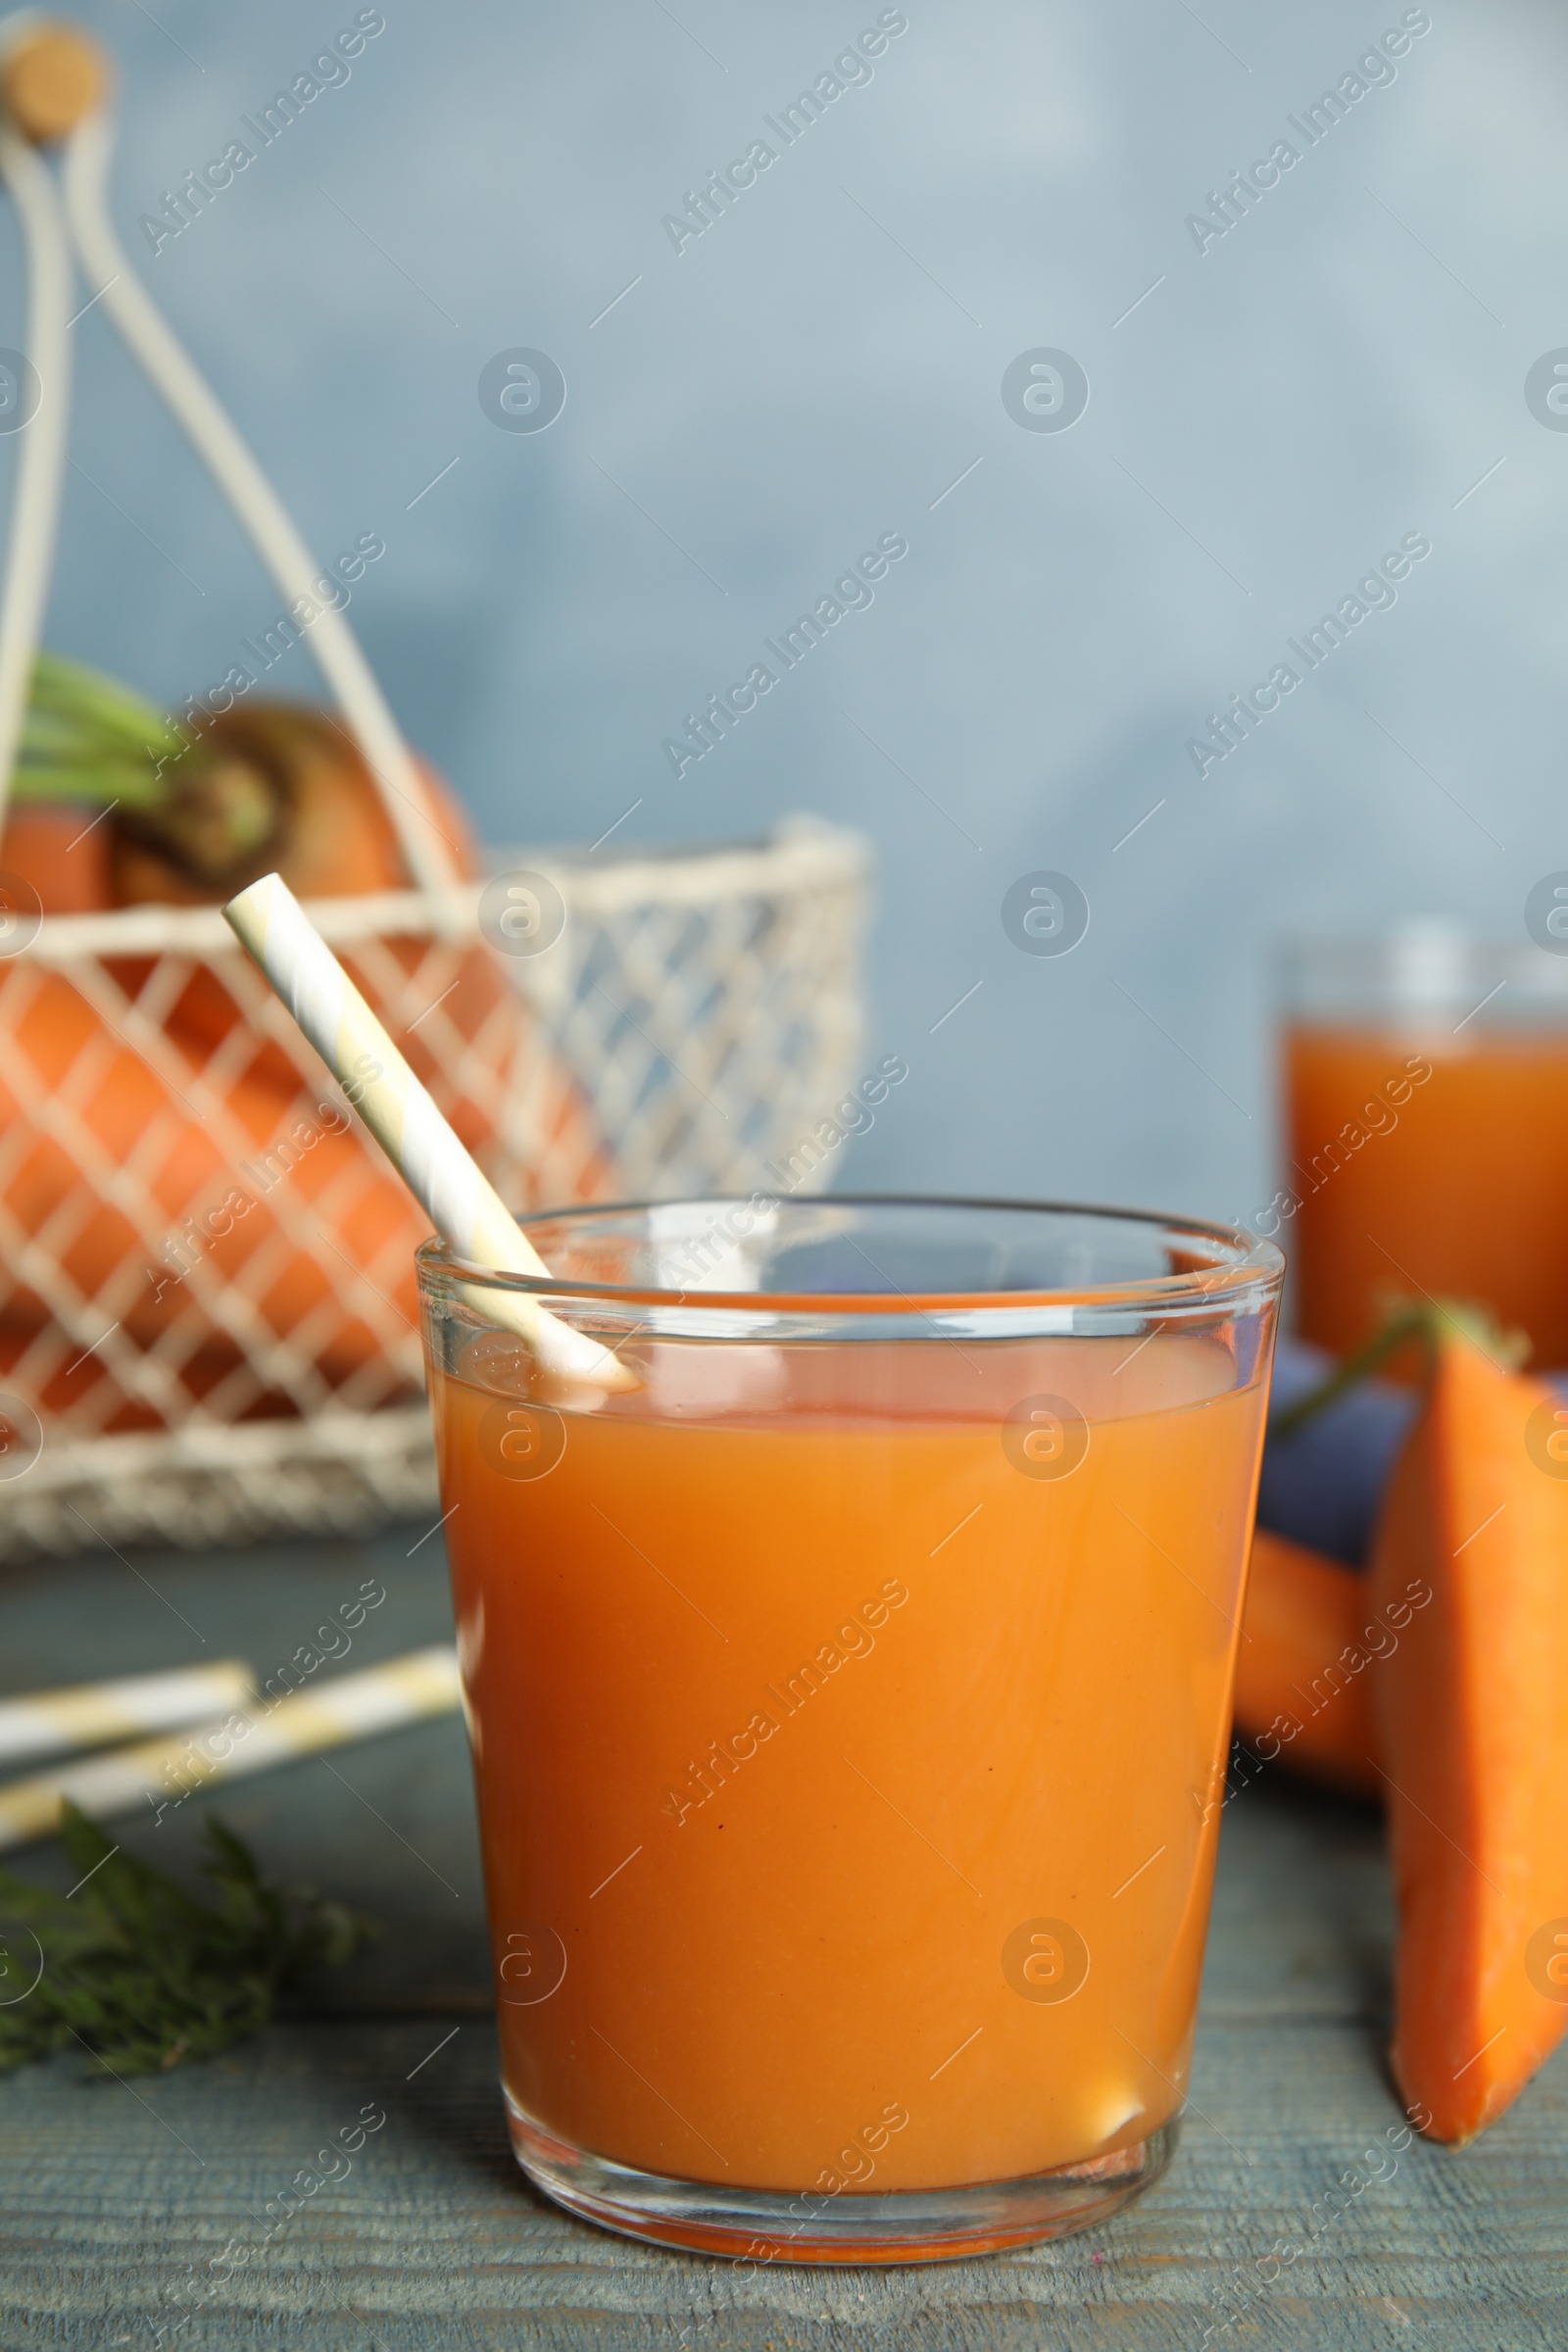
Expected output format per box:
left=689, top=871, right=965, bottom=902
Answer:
left=0, top=1660, right=254, bottom=1770
left=0, top=1646, right=465, bottom=1852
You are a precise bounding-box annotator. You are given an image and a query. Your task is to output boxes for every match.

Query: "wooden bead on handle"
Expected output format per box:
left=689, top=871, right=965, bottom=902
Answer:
left=2, top=24, right=107, bottom=143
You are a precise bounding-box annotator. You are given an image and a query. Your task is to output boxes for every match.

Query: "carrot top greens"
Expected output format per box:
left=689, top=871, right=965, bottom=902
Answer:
left=0, top=1802, right=368, bottom=2075
left=1270, top=1298, right=1530, bottom=1443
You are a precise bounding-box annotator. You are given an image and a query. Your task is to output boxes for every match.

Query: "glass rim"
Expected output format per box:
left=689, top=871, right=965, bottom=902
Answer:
left=415, top=1193, right=1284, bottom=1319
left=1276, top=924, right=1568, bottom=1014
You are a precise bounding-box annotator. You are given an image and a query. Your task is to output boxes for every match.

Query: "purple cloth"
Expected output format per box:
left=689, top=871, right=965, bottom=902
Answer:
left=1257, top=1338, right=1416, bottom=1570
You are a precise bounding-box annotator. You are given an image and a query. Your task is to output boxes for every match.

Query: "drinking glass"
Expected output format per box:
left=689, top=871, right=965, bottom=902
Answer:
left=1280, top=927, right=1568, bottom=1367
left=417, top=1196, right=1282, bottom=2263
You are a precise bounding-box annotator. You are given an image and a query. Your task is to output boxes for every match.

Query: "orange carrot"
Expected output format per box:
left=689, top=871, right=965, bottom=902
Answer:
left=0, top=803, right=113, bottom=913
left=0, top=969, right=406, bottom=1391
left=1234, top=1529, right=1380, bottom=1797
left=106, top=705, right=480, bottom=908
left=0, top=955, right=609, bottom=1408
left=1368, top=1328, right=1568, bottom=2142
left=0, top=692, right=613, bottom=1421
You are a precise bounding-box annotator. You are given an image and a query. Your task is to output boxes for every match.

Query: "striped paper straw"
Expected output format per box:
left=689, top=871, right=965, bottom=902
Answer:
left=0, top=1659, right=255, bottom=1770
left=0, top=1645, right=463, bottom=1852
left=221, top=872, right=635, bottom=1392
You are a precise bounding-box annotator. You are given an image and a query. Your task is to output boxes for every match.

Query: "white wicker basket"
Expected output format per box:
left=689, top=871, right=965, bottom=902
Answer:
left=506, top=820, right=867, bottom=1199
left=0, top=78, right=868, bottom=1558
left=0, top=819, right=868, bottom=1559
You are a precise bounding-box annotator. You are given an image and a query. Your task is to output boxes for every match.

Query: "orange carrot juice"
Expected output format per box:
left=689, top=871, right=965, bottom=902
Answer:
left=421, top=1200, right=1280, bottom=2260
left=1281, top=931, right=1568, bottom=1365
left=1286, top=1024, right=1568, bottom=1365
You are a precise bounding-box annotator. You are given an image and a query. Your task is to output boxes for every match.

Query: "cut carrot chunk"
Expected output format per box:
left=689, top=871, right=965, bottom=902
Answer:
left=1368, top=1333, right=1568, bottom=2143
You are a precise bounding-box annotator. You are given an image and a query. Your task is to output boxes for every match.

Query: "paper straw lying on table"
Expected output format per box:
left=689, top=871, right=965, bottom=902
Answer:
left=222, top=872, right=636, bottom=1393
left=0, top=1645, right=463, bottom=1852
left=0, top=1659, right=255, bottom=1770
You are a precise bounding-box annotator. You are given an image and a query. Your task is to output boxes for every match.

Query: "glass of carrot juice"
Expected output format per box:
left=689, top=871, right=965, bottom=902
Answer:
left=1280, top=929, right=1568, bottom=1368
left=417, top=1197, right=1282, bottom=2263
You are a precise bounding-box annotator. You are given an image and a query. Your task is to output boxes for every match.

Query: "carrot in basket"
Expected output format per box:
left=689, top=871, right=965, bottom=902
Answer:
left=105, top=699, right=481, bottom=909
left=6, top=659, right=604, bottom=1149
left=0, top=949, right=595, bottom=1407
left=40, top=661, right=604, bottom=1181
left=0, top=802, right=113, bottom=913
left=0, top=964, right=424, bottom=1395
left=1366, top=1311, right=1568, bottom=2144
left=0, top=657, right=612, bottom=1409
left=92, top=696, right=608, bottom=1189
left=1233, top=1529, right=1380, bottom=1797
left=6, top=654, right=478, bottom=910
left=102, top=700, right=499, bottom=1072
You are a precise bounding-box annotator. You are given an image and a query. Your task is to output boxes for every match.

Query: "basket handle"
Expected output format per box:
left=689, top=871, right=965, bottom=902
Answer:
left=58, top=109, right=463, bottom=906
left=0, top=89, right=74, bottom=844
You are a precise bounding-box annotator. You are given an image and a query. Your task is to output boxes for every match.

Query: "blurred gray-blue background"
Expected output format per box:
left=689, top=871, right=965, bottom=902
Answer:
left=3, top=0, right=1560, bottom=1224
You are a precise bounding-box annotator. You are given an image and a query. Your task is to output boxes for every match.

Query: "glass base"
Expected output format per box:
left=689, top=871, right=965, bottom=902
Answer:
left=507, top=2092, right=1180, bottom=2265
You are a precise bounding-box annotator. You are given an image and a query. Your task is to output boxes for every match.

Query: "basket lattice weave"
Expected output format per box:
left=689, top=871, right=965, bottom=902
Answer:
left=0, top=819, right=867, bottom=1559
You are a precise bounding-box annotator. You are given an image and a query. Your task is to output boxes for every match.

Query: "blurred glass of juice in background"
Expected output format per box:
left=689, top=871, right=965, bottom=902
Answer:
left=417, top=1199, right=1283, bottom=2264
left=1281, top=926, right=1568, bottom=1368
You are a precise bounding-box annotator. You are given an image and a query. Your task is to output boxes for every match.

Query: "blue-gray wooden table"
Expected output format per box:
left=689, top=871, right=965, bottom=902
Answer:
left=2, top=1520, right=1564, bottom=2349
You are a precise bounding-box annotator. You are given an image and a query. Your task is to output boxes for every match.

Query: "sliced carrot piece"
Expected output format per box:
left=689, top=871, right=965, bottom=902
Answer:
left=1368, top=1332, right=1568, bottom=2143
left=1235, top=1529, right=1380, bottom=1797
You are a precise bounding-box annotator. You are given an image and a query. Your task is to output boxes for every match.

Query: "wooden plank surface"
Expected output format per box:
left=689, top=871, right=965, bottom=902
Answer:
left=1, top=1522, right=1565, bottom=2349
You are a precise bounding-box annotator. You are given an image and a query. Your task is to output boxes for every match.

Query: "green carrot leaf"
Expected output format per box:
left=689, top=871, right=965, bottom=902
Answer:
left=11, top=652, right=193, bottom=810
left=0, top=1804, right=371, bottom=2076
left=1271, top=1298, right=1531, bottom=1441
